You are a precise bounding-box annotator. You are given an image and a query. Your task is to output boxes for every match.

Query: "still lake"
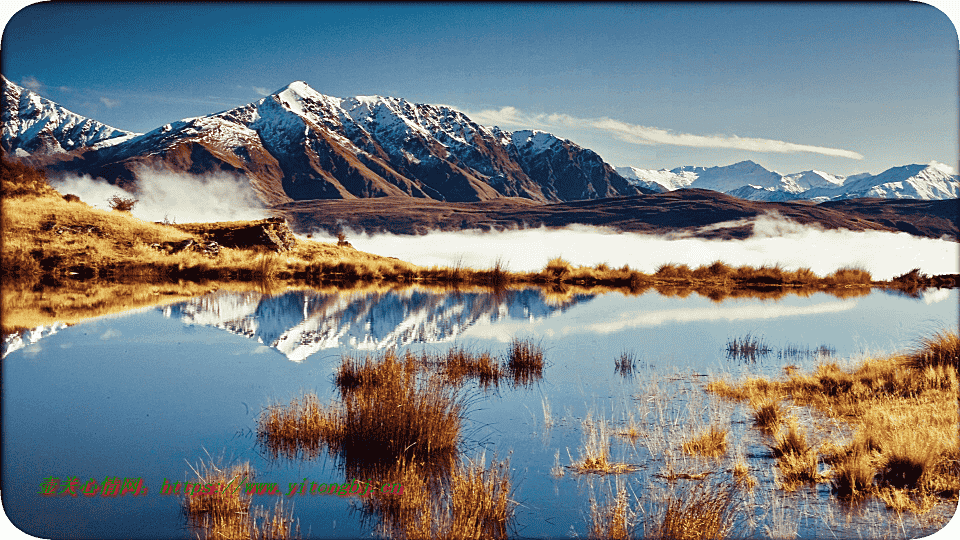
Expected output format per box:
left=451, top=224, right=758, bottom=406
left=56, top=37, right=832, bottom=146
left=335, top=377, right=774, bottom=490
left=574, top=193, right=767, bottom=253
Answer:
left=3, top=285, right=958, bottom=539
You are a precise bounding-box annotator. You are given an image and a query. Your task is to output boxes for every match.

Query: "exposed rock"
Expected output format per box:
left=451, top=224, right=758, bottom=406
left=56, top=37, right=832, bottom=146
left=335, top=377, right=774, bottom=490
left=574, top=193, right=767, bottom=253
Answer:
left=173, top=217, right=297, bottom=253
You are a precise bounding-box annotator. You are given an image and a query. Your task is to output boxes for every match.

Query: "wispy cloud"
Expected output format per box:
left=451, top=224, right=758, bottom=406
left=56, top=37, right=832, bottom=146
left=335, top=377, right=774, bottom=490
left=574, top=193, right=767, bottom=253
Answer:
left=252, top=86, right=271, bottom=96
left=464, top=106, right=863, bottom=160
left=100, top=97, right=120, bottom=108
left=20, top=75, right=44, bottom=92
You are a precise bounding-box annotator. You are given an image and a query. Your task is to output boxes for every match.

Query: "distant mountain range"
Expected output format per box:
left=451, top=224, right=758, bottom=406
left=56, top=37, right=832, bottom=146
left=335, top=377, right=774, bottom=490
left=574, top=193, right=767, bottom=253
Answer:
left=2, top=76, right=955, bottom=205
left=616, top=160, right=958, bottom=201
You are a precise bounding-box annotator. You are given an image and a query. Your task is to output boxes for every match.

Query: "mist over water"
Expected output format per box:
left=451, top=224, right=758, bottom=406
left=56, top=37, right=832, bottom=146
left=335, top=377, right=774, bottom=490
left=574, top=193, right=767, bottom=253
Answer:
left=51, top=166, right=268, bottom=223
left=317, top=214, right=958, bottom=281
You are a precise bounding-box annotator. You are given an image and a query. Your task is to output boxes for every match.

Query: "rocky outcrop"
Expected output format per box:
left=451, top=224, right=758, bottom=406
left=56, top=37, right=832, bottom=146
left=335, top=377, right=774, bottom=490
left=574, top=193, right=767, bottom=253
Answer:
left=173, top=217, right=297, bottom=252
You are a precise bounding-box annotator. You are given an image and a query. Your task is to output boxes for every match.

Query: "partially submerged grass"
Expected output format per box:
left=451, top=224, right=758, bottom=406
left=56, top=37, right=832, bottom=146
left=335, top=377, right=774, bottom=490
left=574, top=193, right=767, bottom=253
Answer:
left=768, top=418, right=827, bottom=490
left=181, top=459, right=299, bottom=540
left=570, top=413, right=641, bottom=475
left=749, top=398, right=785, bottom=432
left=589, top=480, right=632, bottom=540
left=507, top=338, right=544, bottom=386
left=259, top=350, right=465, bottom=469
left=360, top=453, right=515, bottom=540
left=681, top=426, right=729, bottom=458
left=615, top=350, right=638, bottom=377
left=651, top=479, right=741, bottom=540
left=707, top=330, right=960, bottom=512
left=725, top=333, right=772, bottom=361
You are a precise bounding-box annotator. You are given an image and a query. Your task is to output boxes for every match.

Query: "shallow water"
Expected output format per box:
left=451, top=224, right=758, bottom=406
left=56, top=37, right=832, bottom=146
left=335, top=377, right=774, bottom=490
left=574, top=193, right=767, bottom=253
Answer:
left=2, top=285, right=958, bottom=539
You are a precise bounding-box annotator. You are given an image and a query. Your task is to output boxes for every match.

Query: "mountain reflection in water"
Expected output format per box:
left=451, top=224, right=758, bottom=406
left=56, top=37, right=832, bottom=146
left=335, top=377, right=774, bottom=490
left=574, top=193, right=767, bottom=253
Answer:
left=161, top=288, right=595, bottom=361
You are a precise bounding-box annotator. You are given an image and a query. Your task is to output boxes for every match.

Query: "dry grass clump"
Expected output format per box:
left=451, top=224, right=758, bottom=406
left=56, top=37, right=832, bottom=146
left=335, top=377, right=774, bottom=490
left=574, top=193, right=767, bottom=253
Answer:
left=709, top=330, right=959, bottom=512
left=725, top=334, right=771, bottom=361
left=192, top=498, right=300, bottom=540
left=335, top=355, right=464, bottom=469
left=749, top=398, right=785, bottom=432
left=182, top=460, right=255, bottom=526
left=259, top=350, right=465, bottom=468
left=544, top=256, right=573, bottom=280
left=908, top=330, right=959, bottom=373
left=589, top=481, right=632, bottom=540
left=768, top=418, right=828, bottom=490
left=362, top=454, right=514, bottom=540
left=824, top=266, right=872, bottom=285
left=731, top=454, right=757, bottom=489
left=681, top=426, right=729, bottom=458
left=257, top=393, right=341, bottom=460
left=655, top=263, right=693, bottom=280
left=181, top=460, right=299, bottom=540
left=439, top=347, right=503, bottom=388
left=653, top=480, right=740, bottom=540
left=570, top=414, right=641, bottom=475
left=507, top=338, right=544, bottom=385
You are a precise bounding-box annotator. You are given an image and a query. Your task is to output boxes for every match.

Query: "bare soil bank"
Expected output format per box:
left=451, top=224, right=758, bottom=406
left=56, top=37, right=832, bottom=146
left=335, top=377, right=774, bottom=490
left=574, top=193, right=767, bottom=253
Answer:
left=273, top=189, right=959, bottom=241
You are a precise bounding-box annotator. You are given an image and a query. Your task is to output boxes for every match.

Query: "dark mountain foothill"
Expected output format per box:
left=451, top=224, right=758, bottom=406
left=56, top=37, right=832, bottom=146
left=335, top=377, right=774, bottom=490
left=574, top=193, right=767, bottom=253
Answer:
left=273, top=189, right=959, bottom=242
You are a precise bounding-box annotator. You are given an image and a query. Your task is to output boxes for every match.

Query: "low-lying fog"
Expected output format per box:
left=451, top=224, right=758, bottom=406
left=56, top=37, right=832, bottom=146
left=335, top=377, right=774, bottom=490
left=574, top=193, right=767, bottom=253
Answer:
left=51, top=166, right=268, bottom=224
left=310, top=214, right=958, bottom=281
left=47, top=169, right=956, bottom=281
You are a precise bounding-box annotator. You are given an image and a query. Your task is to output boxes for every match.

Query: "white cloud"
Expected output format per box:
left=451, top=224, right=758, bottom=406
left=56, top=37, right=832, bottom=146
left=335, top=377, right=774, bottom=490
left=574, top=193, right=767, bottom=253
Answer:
left=462, top=106, right=863, bottom=160
left=253, top=86, right=271, bottom=96
left=100, top=329, right=122, bottom=340
left=20, top=75, right=43, bottom=91
left=100, top=97, right=120, bottom=108
left=50, top=165, right=268, bottom=223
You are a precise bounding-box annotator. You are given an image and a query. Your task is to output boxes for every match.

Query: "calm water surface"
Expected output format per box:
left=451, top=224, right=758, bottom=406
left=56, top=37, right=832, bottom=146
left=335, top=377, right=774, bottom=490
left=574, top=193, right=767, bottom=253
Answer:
left=3, top=286, right=957, bottom=539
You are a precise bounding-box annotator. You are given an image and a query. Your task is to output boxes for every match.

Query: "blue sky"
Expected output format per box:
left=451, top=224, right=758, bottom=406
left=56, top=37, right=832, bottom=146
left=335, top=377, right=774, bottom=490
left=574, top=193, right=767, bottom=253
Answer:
left=1, top=2, right=957, bottom=177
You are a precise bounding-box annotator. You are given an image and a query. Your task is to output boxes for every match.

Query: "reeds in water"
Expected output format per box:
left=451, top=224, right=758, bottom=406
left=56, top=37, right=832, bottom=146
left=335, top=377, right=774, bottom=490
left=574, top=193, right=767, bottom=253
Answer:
left=749, top=398, right=785, bottom=432
left=725, top=334, right=771, bottom=362
left=361, top=453, right=515, bottom=540
left=589, top=480, right=632, bottom=540
left=681, top=426, right=729, bottom=458
left=259, top=350, right=465, bottom=469
left=507, top=338, right=545, bottom=386
left=570, top=413, right=641, bottom=475
left=181, top=459, right=299, bottom=540
left=615, top=351, right=638, bottom=377
left=652, top=480, right=740, bottom=540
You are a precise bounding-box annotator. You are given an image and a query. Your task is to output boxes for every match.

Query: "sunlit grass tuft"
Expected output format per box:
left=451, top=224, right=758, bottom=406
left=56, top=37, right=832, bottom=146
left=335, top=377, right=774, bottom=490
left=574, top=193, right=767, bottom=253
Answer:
left=681, top=426, right=728, bottom=458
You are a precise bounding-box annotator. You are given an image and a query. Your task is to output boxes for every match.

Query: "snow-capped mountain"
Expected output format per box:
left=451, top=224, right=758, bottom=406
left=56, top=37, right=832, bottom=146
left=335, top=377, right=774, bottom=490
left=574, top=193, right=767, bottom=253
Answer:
left=4, top=79, right=650, bottom=204
left=160, top=288, right=593, bottom=362
left=803, top=162, right=959, bottom=200
left=619, top=160, right=958, bottom=201
left=1, top=76, right=139, bottom=156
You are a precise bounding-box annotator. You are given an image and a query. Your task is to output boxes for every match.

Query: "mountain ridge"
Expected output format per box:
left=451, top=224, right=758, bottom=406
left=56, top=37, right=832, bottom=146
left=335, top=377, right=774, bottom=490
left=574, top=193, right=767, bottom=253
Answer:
left=2, top=78, right=652, bottom=205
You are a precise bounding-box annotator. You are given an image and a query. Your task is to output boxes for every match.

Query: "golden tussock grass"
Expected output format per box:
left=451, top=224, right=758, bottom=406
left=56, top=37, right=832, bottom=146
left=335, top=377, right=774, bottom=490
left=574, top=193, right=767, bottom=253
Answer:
left=708, top=330, right=959, bottom=511
left=506, top=338, right=545, bottom=385
left=749, top=398, right=785, bottom=432
left=259, top=350, right=465, bottom=469
left=569, top=413, right=641, bottom=475
left=768, top=417, right=827, bottom=490
left=361, top=453, right=514, bottom=540
left=681, top=426, right=729, bottom=458
left=731, top=454, right=757, bottom=489
left=182, top=459, right=299, bottom=540
left=589, top=481, right=632, bottom=540
left=652, top=480, right=741, bottom=540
